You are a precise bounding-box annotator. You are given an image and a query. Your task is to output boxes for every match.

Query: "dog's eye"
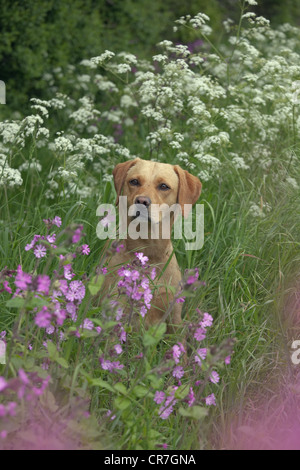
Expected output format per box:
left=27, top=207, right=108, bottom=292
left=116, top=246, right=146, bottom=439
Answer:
left=129, top=179, right=139, bottom=186
left=159, top=183, right=170, bottom=191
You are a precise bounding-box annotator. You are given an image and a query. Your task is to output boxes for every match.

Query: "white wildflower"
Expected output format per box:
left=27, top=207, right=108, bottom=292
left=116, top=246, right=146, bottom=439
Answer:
left=19, top=158, right=42, bottom=172
left=90, top=50, right=115, bottom=65
left=285, top=177, right=299, bottom=190
left=0, top=154, right=23, bottom=187
left=117, top=52, right=137, bottom=64
left=54, top=136, right=73, bottom=153
left=231, top=155, right=250, bottom=170
left=116, top=63, right=131, bottom=74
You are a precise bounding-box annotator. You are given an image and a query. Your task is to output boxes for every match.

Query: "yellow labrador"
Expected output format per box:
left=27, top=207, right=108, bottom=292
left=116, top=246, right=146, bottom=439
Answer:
left=100, top=158, right=202, bottom=329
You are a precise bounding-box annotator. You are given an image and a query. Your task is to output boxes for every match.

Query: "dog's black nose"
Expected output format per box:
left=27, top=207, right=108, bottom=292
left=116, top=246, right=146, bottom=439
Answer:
left=135, top=196, right=151, bottom=207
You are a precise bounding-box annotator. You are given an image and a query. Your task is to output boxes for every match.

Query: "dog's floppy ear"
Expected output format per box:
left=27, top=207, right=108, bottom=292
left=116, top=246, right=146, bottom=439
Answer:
left=113, top=158, right=140, bottom=205
left=174, top=165, right=202, bottom=217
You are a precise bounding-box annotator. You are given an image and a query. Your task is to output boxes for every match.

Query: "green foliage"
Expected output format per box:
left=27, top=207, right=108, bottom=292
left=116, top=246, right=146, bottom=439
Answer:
left=1, top=1, right=300, bottom=451
left=2, top=0, right=300, bottom=111
left=0, top=0, right=104, bottom=109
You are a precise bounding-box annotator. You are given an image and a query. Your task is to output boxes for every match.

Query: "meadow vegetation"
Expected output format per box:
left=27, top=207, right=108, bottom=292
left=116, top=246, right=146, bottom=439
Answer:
left=1, top=0, right=300, bottom=449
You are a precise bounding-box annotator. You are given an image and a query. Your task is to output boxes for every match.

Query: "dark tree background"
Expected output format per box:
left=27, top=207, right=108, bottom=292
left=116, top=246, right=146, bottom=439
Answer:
left=1, top=0, right=299, bottom=110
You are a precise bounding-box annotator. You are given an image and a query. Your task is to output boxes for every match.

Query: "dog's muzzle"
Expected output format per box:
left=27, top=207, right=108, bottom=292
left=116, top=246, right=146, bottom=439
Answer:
left=133, top=197, right=151, bottom=219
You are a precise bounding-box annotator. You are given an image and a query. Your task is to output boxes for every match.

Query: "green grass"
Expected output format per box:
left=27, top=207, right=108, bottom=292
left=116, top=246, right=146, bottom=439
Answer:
left=1, top=152, right=299, bottom=449
left=1, top=3, right=300, bottom=449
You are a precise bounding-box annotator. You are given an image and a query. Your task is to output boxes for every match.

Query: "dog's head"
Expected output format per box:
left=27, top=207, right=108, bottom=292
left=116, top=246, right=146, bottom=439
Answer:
left=113, top=158, right=202, bottom=224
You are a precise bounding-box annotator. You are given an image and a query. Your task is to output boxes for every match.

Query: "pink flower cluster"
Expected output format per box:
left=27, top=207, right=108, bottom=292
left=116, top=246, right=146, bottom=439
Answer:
left=117, top=252, right=156, bottom=318
left=151, top=307, right=230, bottom=420
left=0, top=217, right=95, bottom=341
left=24, top=216, right=90, bottom=260
left=99, top=357, right=124, bottom=372
left=154, top=388, right=178, bottom=420
left=175, top=268, right=206, bottom=304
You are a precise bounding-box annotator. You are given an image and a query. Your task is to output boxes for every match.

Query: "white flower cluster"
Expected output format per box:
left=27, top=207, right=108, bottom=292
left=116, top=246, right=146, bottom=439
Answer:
left=175, top=12, right=212, bottom=36
left=0, top=154, right=23, bottom=187
left=0, top=11, right=299, bottom=203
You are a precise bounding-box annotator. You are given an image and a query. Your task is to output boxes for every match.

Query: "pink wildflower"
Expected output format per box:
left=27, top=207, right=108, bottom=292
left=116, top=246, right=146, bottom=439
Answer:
left=81, top=244, right=90, bottom=255
left=188, top=387, right=195, bottom=407
left=63, top=264, right=74, bottom=280
left=186, top=274, right=198, bottom=285
left=3, top=281, right=12, bottom=294
left=210, top=371, right=220, bottom=384
left=114, top=344, right=122, bottom=355
left=52, top=216, right=62, bottom=227
left=25, top=234, right=41, bottom=251
left=200, top=312, right=213, bottom=328
left=81, top=319, right=94, bottom=330
left=15, top=266, right=32, bottom=290
left=34, top=244, right=47, bottom=259
left=194, top=327, right=206, bottom=341
left=54, top=308, right=66, bottom=326
left=135, top=252, right=149, bottom=266
left=172, top=345, right=182, bottom=364
left=159, top=394, right=177, bottom=420
left=0, top=377, right=7, bottom=392
left=140, top=305, right=147, bottom=317
left=37, top=274, right=51, bottom=295
left=225, top=355, right=231, bottom=365
left=173, top=366, right=184, bottom=379
left=119, top=327, right=126, bottom=343
left=205, top=393, right=216, bottom=406
left=72, top=225, right=83, bottom=244
left=154, top=391, right=166, bottom=405
left=18, top=369, right=30, bottom=385
left=195, top=348, right=207, bottom=366
left=34, top=307, right=52, bottom=328
left=66, top=280, right=85, bottom=302
left=46, top=233, right=56, bottom=244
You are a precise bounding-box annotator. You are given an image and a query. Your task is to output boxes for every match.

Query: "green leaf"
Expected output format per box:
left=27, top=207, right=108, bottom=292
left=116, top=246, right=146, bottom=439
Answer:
left=114, top=382, right=127, bottom=395
left=6, top=297, right=25, bottom=308
left=55, top=357, right=69, bottom=369
left=179, top=406, right=208, bottom=420
left=91, top=318, right=118, bottom=330
left=133, top=385, right=149, bottom=398
left=143, top=322, right=167, bottom=347
left=181, top=289, right=198, bottom=298
left=78, top=328, right=99, bottom=338
left=26, top=297, right=50, bottom=310
left=174, top=385, right=190, bottom=400
left=147, top=374, right=164, bottom=390
left=88, top=275, right=105, bottom=296
left=114, top=396, right=131, bottom=410
left=46, top=342, right=68, bottom=368
left=47, top=341, right=58, bottom=360
left=91, top=378, right=115, bottom=393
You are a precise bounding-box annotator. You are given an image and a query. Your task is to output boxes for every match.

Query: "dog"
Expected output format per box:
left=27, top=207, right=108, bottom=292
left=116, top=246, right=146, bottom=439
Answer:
left=99, top=158, right=202, bottom=330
